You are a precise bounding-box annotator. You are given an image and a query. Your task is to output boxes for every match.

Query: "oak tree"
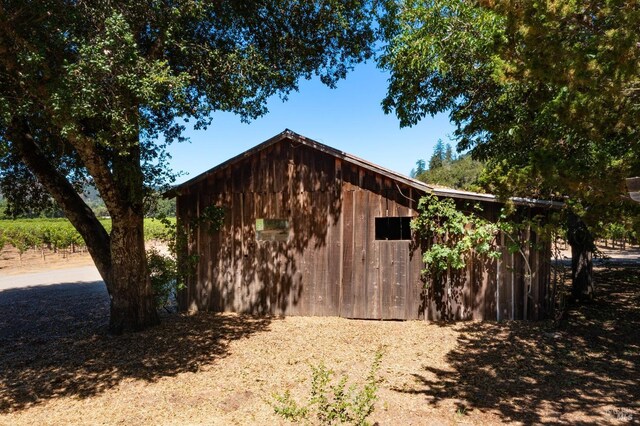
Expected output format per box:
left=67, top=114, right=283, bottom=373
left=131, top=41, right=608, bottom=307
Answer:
left=0, top=1, right=376, bottom=333
left=379, top=0, right=640, bottom=298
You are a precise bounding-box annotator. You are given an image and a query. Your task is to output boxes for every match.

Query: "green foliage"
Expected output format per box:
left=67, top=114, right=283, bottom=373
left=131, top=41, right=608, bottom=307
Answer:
left=1, top=0, right=378, bottom=190
left=155, top=204, right=225, bottom=293
left=0, top=159, right=68, bottom=219
left=598, top=219, right=638, bottom=245
left=415, top=140, right=485, bottom=191
left=82, top=187, right=110, bottom=218
left=379, top=0, right=640, bottom=222
left=0, top=219, right=98, bottom=254
left=428, top=139, right=446, bottom=170
left=0, top=218, right=174, bottom=253
left=0, top=1, right=377, bottom=330
left=272, top=390, right=310, bottom=421
left=410, top=159, right=426, bottom=178
left=146, top=247, right=179, bottom=309
left=412, top=194, right=560, bottom=318
left=272, top=350, right=383, bottom=425
left=417, top=154, right=485, bottom=192
left=192, top=205, right=225, bottom=234
left=412, top=194, right=500, bottom=283
left=145, top=196, right=176, bottom=219
left=145, top=218, right=177, bottom=240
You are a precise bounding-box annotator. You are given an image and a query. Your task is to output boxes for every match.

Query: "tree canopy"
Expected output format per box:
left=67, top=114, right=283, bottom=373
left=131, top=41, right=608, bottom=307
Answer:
left=0, top=1, right=377, bottom=332
left=379, top=0, right=640, bottom=219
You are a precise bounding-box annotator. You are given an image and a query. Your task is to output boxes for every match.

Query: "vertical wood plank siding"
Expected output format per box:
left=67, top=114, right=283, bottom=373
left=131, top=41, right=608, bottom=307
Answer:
left=176, top=138, right=552, bottom=320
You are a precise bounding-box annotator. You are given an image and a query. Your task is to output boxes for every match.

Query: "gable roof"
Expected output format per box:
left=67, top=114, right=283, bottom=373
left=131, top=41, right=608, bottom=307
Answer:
left=168, top=129, right=563, bottom=208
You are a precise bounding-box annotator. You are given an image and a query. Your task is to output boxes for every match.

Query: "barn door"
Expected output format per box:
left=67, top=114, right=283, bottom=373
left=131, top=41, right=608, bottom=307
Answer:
left=340, top=189, right=383, bottom=319
left=379, top=241, right=410, bottom=319
left=339, top=188, right=415, bottom=320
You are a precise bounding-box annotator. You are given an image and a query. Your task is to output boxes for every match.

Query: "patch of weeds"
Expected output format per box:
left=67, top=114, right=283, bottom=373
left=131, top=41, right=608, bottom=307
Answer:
left=146, top=247, right=179, bottom=310
left=455, top=406, right=468, bottom=417
left=272, top=349, right=383, bottom=425
left=272, top=390, right=309, bottom=420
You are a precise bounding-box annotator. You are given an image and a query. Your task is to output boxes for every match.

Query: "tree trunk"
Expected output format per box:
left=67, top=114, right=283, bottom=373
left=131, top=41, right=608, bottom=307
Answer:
left=108, top=213, right=158, bottom=334
left=104, top=137, right=159, bottom=334
left=8, top=121, right=112, bottom=283
left=567, top=212, right=595, bottom=301
left=9, top=119, right=159, bottom=334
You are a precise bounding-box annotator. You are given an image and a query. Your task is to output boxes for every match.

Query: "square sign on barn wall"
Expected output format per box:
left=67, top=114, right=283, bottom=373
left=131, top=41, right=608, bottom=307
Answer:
left=256, top=218, right=289, bottom=242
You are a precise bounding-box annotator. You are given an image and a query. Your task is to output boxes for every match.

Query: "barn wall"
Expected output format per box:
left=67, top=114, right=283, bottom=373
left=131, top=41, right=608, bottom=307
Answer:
left=178, top=141, right=342, bottom=316
left=176, top=138, right=552, bottom=321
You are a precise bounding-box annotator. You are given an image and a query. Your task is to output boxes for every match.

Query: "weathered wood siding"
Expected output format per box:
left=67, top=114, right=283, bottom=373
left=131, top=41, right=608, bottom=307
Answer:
left=176, top=137, right=552, bottom=320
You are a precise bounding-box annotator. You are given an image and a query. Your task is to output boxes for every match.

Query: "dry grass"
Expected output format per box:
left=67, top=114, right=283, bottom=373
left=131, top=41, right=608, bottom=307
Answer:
left=1, top=263, right=639, bottom=425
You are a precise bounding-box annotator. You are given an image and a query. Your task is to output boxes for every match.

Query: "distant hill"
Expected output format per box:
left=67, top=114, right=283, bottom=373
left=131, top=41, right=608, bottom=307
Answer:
left=414, top=152, right=485, bottom=192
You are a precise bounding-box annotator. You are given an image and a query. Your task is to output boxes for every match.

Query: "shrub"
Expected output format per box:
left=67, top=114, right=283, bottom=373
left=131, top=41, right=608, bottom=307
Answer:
left=146, top=247, right=179, bottom=310
left=272, top=350, right=383, bottom=425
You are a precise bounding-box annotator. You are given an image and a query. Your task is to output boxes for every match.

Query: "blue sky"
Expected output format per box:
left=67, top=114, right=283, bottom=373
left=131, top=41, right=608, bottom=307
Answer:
left=168, top=61, right=456, bottom=184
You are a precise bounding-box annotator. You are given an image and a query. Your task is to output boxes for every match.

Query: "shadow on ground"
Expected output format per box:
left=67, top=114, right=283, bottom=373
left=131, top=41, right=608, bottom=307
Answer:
left=0, top=281, right=270, bottom=412
left=395, top=264, right=640, bottom=424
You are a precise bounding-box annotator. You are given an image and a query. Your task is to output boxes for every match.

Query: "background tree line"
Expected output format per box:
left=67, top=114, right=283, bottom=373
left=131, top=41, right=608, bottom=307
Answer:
left=410, top=139, right=484, bottom=192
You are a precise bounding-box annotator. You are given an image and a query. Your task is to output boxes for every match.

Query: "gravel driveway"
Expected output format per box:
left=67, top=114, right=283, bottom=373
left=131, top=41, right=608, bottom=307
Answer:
left=0, top=266, right=102, bottom=291
left=0, top=266, right=109, bottom=341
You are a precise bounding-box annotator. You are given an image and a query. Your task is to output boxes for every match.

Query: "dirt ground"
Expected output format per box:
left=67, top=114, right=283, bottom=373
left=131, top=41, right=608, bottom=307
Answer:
left=0, top=241, right=168, bottom=276
left=0, top=245, right=95, bottom=275
left=0, top=247, right=638, bottom=425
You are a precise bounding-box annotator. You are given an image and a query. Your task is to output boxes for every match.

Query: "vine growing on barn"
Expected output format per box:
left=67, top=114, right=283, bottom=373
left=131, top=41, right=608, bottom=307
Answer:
left=411, top=194, right=557, bottom=318
left=411, top=194, right=501, bottom=287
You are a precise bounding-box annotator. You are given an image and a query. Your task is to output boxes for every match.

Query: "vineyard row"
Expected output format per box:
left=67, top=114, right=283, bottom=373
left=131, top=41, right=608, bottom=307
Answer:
left=0, top=218, right=175, bottom=254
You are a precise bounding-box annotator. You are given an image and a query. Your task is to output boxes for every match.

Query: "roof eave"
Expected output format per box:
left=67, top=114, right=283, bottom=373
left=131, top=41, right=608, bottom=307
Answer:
left=164, top=129, right=563, bottom=209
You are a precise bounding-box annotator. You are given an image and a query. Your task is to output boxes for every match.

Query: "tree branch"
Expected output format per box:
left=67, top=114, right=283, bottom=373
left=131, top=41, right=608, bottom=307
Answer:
left=69, top=135, right=129, bottom=219
left=7, top=119, right=113, bottom=289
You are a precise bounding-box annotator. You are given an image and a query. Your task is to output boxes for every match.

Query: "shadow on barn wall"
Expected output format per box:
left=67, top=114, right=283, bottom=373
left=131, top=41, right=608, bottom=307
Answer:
left=175, top=132, right=552, bottom=321
left=181, top=142, right=343, bottom=317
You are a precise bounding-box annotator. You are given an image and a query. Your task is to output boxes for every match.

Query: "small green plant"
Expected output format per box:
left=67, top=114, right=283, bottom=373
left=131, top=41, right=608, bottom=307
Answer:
left=272, top=350, right=383, bottom=425
left=146, top=247, right=180, bottom=310
left=272, top=390, right=310, bottom=421
left=455, top=406, right=467, bottom=417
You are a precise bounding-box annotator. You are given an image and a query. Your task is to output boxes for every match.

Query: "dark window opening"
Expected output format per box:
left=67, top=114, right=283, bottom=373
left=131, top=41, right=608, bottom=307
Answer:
left=375, top=217, right=412, bottom=240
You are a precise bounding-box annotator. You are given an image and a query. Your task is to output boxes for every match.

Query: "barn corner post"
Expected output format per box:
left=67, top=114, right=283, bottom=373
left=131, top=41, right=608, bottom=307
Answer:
left=496, top=232, right=503, bottom=321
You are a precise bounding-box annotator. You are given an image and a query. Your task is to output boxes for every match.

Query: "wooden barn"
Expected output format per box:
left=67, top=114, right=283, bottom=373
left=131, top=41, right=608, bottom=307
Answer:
left=170, top=130, right=560, bottom=321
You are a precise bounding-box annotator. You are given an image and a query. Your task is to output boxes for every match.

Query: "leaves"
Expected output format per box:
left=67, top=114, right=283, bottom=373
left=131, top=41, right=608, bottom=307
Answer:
left=412, top=194, right=500, bottom=282
left=0, top=1, right=378, bottom=330
left=0, top=0, right=378, bottom=220
left=379, top=0, right=640, bottom=220
left=0, top=218, right=173, bottom=253
left=271, top=349, right=383, bottom=425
